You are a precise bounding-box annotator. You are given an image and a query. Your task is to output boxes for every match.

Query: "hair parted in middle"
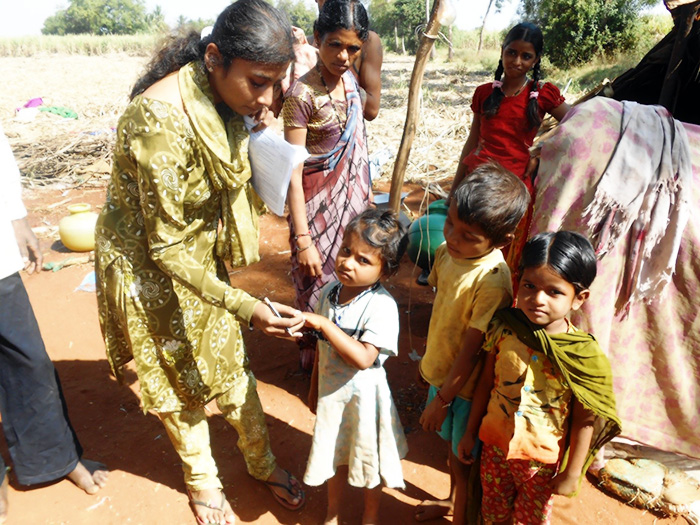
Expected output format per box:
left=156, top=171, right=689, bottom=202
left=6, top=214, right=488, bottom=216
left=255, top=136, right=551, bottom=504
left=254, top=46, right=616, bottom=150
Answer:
left=518, top=231, right=597, bottom=294
left=344, top=207, right=408, bottom=277
left=482, top=22, right=544, bottom=130
left=451, top=161, right=530, bottom=245
left=314, top=0, right=369, bottom=42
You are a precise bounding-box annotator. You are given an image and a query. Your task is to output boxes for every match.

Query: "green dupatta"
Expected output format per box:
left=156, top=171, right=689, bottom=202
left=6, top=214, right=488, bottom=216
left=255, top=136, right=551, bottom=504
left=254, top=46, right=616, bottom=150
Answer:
left=178, top=61, right=264, bottom=268
left=494, top=307, right=622, bottom=494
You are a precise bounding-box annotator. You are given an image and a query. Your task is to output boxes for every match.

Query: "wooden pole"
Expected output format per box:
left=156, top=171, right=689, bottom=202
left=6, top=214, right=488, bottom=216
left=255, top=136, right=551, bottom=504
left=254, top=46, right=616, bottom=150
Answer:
left=388, top=0, right=443, bottom=213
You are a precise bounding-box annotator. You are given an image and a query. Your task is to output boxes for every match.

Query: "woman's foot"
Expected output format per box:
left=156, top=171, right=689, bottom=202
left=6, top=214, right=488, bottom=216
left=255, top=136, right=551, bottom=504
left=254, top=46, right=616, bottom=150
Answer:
left=67, top=459, right=108, bottom=495
left=414, top=498, right=453, bottom=521
left=188, top=487, right=235, bottom=525
left=263, top=467, right=305, bottom=510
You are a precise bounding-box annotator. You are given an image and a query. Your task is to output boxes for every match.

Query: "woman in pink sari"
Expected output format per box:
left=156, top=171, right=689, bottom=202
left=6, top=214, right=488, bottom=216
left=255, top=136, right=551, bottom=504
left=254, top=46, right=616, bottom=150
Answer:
left=282, top=0, right=372, bottom=370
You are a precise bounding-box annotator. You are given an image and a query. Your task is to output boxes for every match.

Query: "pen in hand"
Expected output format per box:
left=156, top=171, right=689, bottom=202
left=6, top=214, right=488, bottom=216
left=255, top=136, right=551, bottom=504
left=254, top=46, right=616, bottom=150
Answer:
left=263, top=297, right=294, bottom=336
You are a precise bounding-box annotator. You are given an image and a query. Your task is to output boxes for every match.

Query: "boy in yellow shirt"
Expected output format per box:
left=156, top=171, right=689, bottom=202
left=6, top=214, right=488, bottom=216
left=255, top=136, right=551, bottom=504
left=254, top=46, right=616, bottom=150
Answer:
left=416, top=162, right=529, bottom=524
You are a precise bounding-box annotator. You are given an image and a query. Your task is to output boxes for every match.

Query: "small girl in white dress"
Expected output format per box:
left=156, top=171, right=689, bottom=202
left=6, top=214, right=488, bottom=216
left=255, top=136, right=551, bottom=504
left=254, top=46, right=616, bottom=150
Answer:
left=303, top=208, right=408, bottom=524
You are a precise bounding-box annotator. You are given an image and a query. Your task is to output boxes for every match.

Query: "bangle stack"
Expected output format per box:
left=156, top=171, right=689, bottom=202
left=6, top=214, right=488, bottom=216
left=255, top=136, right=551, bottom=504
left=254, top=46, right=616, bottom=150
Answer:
left=436, top=390, right=452, bottom=409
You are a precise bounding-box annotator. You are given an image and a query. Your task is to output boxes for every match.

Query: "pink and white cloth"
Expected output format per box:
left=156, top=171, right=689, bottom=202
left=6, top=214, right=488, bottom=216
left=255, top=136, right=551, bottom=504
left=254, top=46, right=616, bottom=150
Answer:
left=533, top=97, right=700, bottom=458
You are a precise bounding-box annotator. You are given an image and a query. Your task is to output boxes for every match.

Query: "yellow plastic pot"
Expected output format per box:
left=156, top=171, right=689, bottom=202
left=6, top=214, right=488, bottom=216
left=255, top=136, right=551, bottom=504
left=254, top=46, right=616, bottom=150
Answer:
left=58, top=203, right=98, bottom=252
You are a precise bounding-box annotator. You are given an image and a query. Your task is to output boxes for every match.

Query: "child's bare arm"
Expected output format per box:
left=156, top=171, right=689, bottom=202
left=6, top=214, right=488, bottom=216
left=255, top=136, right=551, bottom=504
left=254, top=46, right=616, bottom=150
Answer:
left=308, top=345, right=320, bottom=414
left=304, top=311, right=380, bottom=370
left=420, top=327, right=485, bottom=432
left=551, top=398, right=595, bottom=496
left=457, top=350, right=496, bottom=464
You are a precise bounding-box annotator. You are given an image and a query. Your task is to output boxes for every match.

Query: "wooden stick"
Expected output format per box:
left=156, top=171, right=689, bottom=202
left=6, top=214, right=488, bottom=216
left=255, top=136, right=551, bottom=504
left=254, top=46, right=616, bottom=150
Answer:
left=388, top=0, right=444, bottom=213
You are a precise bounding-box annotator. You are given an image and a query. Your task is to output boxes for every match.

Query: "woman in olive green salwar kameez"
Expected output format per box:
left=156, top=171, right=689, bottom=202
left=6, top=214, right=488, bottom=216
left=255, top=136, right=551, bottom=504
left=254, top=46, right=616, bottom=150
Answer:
left=94, top=1, right=305, bottom=523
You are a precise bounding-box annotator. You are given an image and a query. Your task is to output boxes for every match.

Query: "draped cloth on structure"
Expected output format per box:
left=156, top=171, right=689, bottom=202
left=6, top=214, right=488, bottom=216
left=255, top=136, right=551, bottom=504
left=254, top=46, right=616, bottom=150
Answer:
left=533, top=97, right=700, bottom=458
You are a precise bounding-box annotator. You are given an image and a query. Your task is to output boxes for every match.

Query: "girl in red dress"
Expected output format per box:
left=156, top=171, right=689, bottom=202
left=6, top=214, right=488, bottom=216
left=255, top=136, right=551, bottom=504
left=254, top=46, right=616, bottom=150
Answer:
left=448, top=22, right=570, bottom=274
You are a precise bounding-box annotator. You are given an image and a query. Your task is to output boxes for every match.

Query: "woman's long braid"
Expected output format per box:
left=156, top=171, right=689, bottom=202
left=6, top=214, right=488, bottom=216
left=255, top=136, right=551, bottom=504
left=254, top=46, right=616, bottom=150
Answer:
left=526, top=61, right=542, bottom=129
left=483, top=59, right=506, bottom=118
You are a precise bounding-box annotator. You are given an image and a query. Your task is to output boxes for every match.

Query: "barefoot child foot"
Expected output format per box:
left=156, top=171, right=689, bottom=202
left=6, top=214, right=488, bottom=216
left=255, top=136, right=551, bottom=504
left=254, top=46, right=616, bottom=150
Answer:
left=67, top=459, right=108, bottom=495
left=188, top=487, right=235, bottom=525
left=414, top=498, right=453, bottom=522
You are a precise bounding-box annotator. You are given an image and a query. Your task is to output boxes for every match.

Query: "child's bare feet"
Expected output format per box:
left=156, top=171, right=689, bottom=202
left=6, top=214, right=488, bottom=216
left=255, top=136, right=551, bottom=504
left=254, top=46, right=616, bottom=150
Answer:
left=414, top=498, right=453, bottom=521
left=0, top=472, right=8, bottom=524
left=188, top=487, right=235, bottom=525
left=66, top=459, right=108, bottom=495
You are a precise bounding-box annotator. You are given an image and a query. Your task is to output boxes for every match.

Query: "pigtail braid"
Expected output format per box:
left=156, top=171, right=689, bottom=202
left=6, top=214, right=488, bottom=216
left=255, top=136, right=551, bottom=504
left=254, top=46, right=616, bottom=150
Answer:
left=482, top=59, right=505, bottom=119
left=526, top=61, right=542, bottom=129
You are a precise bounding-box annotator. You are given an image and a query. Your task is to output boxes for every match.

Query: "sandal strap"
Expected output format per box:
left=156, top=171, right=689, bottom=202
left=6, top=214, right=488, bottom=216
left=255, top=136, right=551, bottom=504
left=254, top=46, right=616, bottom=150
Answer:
left=189, top=490, right=225, bottom=511
left=264, top=470, right=299, bottom=498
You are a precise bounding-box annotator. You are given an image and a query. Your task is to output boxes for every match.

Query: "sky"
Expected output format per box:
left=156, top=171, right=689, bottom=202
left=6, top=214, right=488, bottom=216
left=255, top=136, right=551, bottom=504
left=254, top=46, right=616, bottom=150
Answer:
left=0, top=0, right=665, bottom=37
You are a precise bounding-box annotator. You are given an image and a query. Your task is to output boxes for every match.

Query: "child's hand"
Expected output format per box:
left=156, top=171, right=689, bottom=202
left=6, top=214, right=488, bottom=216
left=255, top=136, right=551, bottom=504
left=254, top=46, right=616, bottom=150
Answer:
left=551, top=470, right=580, bottom=496
left=457, top=433, right=476, bottom=464
left=419, top=395, right=449, bottom=433
left=302, top=312, right=327, bottom=332
left=252, top=301, right=304, bottom=339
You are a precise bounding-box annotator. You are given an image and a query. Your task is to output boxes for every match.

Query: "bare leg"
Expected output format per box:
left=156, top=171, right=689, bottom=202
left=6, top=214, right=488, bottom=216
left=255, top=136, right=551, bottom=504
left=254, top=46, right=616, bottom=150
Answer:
left=450, top=447, right=471, bottom=525
left=362, top=485, right=382, bottom=525
left=325, top=466, right=346, bottom=525
left=66, top=459, right=108, bottom=495
left=0, top=473, right=8, bottom=524
left=415, top=453, right=454, bottom=521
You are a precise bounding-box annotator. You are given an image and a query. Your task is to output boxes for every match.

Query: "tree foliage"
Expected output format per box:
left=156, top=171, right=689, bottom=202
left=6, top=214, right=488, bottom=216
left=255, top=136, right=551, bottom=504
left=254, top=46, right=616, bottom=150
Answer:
left=369, top=0, right=427, bottom=53
left=275, top=0, right=317, bottom=38
left=42, top=0, right=163, bottom=35
left=520, top=0, right=658, bottom=68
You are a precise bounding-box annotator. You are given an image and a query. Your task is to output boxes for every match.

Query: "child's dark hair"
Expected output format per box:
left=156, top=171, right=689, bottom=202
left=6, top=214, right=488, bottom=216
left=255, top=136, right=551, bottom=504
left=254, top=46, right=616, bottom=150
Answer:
left=314, top=0, right=369, bottom=42
left=452, top=161, right=529, bottom=246
left=482, top=22, right=544, bottom=129
left=131, top=0, right=294, bottom=99
left=519, top=231, right=597, bottom=293
left=345, top=208, right=407, bottom=277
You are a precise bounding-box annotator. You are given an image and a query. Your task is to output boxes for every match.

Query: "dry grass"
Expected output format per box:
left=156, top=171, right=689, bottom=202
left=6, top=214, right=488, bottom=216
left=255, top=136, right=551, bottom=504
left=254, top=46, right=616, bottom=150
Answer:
left=0, top=54, right=145, bottom=187
left=0, top=51, right=566, bottom=192
left=0, top=34, right=158, bottom=57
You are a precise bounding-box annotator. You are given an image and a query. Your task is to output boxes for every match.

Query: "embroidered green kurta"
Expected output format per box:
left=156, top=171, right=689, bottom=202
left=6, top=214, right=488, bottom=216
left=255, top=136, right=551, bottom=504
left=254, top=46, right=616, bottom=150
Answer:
left=95, top=62, right=264, bottom=413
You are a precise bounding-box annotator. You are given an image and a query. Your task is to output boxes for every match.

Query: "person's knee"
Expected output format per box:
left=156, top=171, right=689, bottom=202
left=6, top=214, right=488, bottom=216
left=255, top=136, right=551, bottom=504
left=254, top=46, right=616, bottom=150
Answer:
left=450, top=455, right=471, bottom=483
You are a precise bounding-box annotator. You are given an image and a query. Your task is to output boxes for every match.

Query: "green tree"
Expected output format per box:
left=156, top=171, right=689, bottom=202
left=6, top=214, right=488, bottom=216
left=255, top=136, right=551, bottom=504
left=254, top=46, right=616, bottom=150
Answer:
left=520, top=0, right=657, bottom=68
left=393, top=0, right=426, bottom=52
left=42, top=0, right=151, bottom=35
left=145, top=5, right=169, bottom=34
left=275, top=0, right=317, bottom=37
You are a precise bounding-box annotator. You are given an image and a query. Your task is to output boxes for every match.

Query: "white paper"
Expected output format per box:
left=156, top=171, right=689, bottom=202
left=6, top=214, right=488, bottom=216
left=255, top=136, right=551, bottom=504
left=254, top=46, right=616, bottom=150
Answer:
left=244, top=116, right=309, bottom=216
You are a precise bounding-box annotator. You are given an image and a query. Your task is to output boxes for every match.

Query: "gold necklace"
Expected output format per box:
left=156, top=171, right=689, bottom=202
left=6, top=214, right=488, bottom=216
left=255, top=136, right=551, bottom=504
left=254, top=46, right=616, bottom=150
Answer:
left=505, top=78, right=528, bottom=97
left=317, top=62, right=345, bottom=132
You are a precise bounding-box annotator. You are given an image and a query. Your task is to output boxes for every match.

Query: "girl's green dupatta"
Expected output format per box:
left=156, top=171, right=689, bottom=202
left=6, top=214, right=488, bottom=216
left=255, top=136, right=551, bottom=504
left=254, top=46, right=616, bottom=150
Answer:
left=494, top=307, right=622, bottom=495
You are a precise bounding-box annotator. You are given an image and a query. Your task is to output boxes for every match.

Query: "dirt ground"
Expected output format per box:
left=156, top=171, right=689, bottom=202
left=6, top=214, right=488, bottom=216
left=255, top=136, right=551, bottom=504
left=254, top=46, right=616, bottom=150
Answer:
left=0, top=54, right=687, bottom=524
